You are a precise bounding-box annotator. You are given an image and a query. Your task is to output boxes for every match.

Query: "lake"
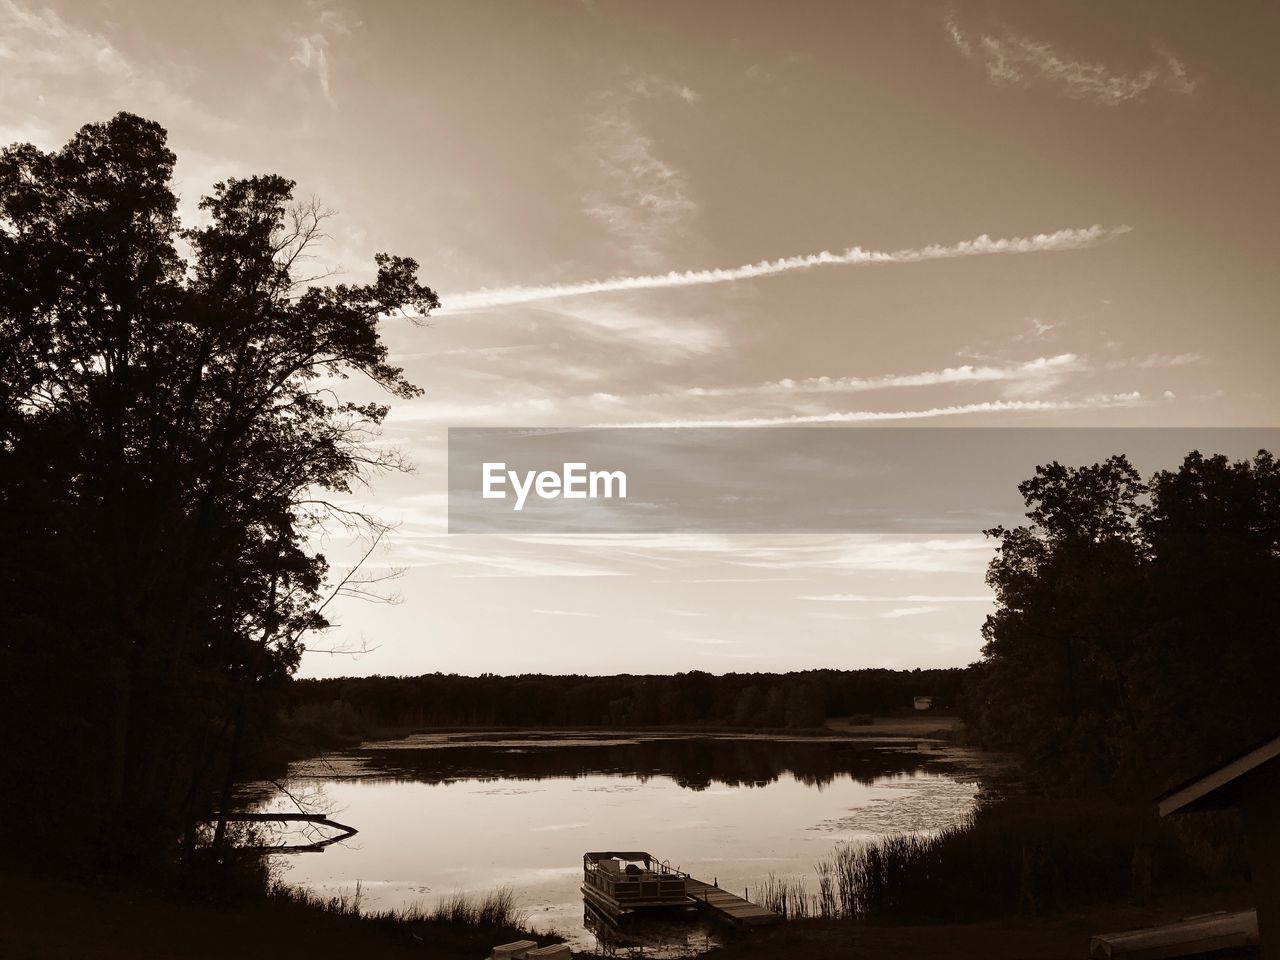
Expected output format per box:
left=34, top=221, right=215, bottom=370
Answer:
left=258, top=731, right=991, bottom=955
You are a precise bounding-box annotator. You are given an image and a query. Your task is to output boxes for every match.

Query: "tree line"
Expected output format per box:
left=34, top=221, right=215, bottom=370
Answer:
left=284, top=667, right=967, bottom=734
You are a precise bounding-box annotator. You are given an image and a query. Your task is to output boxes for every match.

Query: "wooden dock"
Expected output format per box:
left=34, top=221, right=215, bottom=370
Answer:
left=1088, top=909, right=1258, bottom=958
left=685, top=878, right=781, bottom=927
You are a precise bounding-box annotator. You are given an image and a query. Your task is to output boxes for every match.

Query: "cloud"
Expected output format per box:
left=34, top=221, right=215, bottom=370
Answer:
left=687, top=577, right=804, bottom=583
left=945, top=16, right=972, bottom=58
left=442, top=225, right=1130, bottom=312
left=393, top=538, right=626, bottom=577
left=1133, top=352, right=1201, bottom=369
left=580, top=84, right=700, bottom=267
left=588, top=392, right=1145, bottom=428
left=624, top=71, right=700, bottom=103
left=0, top=0, right=232, bottom=150
left=947, top=16, right=1197, bottom=106
left=549, top=300, right=725, bottom=357
left=881, top=606, right=941, bottom=619
left=727, top=536, right=992, bottom=574
left=531, top=608, right=598, bottom=617
left=1011, top=318, right=1058, bottom=343
left=669, top=354, right=1084, bottom=400
left=289, top=2, right=357, bottom=108
left=0, top=1, right=131, bottom=92
left=800, top=594, right=992, bottom=603
left=291, top=34, right=335, bottom=106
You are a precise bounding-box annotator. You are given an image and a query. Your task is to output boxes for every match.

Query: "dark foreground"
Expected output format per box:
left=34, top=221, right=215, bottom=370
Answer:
left=0, top=869, right=547, bottom=960
left=706, top=893, right=1258, bottom=960
left=0, top=869, right=1255, bottom=959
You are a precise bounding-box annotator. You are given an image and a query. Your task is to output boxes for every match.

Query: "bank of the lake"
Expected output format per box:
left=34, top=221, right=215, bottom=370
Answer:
left=0, top=867, right=554, bottom=960
left=0, top=868, right=1253, bottom=960
left=253, top=724, right=995, bottom=953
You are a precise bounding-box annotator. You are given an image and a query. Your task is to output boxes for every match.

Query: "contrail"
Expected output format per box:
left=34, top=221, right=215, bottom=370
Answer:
left=442, top=224, right=1131, bottom=312
left=588, top=392, right=1145, bottom=429
left=673, top=354, right=1082, bottom=399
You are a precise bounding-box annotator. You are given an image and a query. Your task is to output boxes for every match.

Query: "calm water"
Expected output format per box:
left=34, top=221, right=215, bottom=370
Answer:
left=258, top=732, right=988, bottom=955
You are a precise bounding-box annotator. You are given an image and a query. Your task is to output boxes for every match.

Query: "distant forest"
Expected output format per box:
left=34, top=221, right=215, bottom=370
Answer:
left=285, top=668, right=968, bottom=733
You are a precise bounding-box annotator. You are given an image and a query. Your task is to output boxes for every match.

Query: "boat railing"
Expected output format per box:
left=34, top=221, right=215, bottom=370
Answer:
left=583, top=853, right=690, bottom=903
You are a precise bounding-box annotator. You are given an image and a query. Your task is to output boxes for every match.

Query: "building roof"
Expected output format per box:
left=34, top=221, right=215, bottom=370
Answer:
left=1157, top=732, right=1280, bottom=816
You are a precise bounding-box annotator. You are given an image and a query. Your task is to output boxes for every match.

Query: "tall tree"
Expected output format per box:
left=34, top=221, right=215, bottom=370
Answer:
left=970, top=451, right=1279, bottom=797
left=0, top=113, right=437, bottom=873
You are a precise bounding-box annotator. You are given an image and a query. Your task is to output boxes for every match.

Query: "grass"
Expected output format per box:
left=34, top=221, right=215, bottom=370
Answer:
left=0, top=867, right=552, bottom=960
left=178, top=829, right=527, bottom=935
left=757, top=798, right=1246, bottom=924
left=427, top=888, right=522, bottom=927
left=758, top=874, right=821, bottom=919
left=267, top=879, right=526, bottom=931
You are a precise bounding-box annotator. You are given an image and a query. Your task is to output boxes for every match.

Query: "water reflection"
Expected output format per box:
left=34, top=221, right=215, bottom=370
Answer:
left=290, top=731, right=973, bottom=789
left=583, top=895, right=718, bottom=958
left=262, top=733, right=986, bottom=954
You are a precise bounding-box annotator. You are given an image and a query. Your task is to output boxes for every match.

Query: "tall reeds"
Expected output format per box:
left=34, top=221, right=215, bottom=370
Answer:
left=753, top=799, right=1234, bottom=923
left=269, top=881, right=524, bottom=930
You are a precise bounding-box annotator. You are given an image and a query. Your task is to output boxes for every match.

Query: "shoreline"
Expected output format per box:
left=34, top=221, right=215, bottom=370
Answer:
left=2, top=867, right=1252, bottom=960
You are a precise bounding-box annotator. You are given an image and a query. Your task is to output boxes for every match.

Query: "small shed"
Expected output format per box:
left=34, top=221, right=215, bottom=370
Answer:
left=1157, top=733, right=1280, bottom=958
left=913, top=695, right=934, bottom=712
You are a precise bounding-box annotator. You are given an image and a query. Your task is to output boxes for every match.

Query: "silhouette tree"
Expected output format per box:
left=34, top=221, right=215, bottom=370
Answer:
left=970, top=451, right=1279, bottom=797
left=0, top=113, right=437, bottom=874
left=1138, top=451, right=1280, bottom=770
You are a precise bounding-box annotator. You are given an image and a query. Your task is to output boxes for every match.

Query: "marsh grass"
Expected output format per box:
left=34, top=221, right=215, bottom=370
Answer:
left=757, top=799, right=1241, bottom=923
left=424, top=888, right=522, bottom=927
left=269, top=881, right=525, bottom=930
left=758, top=874, right=820, bottom=919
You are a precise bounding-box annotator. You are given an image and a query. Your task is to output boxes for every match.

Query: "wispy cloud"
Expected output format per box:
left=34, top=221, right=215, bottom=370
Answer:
left=624, top=70, right=700, bottom=103
left=442, top=225, right=1130, bottom=312
left=589, top=392, right=1145, bottom=428
left=687, top=576, right=805, bottom=583
left=578, top=72, right=701, bottom=268
left=1131, top=352, right=1201, bottom=369
left=289, top=2, right=357, bottom=108
left=1012, top=318, right=1059, bottom=343
left=881, top=606, right=941, bottom=619
left=724, top=536, right=993, bottom=575
left=800, top=594, right=992, bottom=603
left=550, top=300, right=724, bottom=357
left=0, top=0, right=231, bottom=149
left=669, top=354, right=1083, bottom=400
left=947, top=16, right=1197, bottom=106
left=395, top=539, right=626, bottom=578
left=291, top=35, right=335, bottom=106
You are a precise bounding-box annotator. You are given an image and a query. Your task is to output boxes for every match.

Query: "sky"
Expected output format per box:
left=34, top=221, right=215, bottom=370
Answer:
left=4, top=0, right=1278, bottom=677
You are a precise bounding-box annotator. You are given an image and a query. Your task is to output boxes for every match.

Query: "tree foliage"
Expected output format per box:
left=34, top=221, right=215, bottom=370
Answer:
left=0, top=113, right=436, bottom=872
left=283, top=668, right=959, bottom=732
left=969, top=451, right=1280, bottom=797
